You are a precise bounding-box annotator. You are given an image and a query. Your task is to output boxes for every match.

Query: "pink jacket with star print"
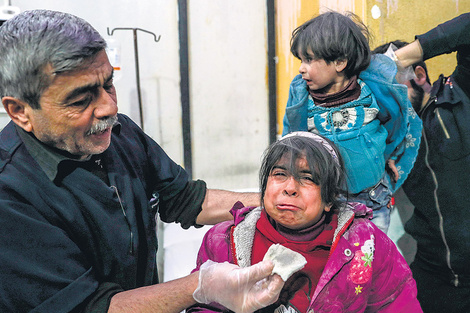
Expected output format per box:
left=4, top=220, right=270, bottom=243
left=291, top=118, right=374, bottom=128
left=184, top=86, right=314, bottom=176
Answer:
left=187, top=202, right=422, bottom=313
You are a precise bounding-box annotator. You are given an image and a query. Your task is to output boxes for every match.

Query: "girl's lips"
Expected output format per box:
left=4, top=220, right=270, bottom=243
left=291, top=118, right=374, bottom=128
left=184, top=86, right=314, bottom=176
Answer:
left=277, top=204, right=300, bottom=211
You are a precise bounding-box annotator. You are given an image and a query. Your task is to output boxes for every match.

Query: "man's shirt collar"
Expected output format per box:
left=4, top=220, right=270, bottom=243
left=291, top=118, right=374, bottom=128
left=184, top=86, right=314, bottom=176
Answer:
left=15, top=122, right=121, bottom=181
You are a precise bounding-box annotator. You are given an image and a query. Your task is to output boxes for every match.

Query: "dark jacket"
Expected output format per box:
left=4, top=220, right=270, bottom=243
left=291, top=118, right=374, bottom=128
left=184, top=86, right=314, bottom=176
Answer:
left=402, top=13, right=470, bottom=286
left=0, top=114, right=200, bottom=312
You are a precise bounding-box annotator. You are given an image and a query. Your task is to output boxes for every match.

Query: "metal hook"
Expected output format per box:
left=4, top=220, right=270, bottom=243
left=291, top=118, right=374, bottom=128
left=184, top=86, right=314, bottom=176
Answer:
left=106, top=27, right=161, bottom=42
left=106, top=27, right=161, bottom=131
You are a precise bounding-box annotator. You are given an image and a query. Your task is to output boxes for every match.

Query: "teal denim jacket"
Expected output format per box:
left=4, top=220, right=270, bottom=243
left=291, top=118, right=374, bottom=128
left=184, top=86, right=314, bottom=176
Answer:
left=283, top=54, right=422, bottom=193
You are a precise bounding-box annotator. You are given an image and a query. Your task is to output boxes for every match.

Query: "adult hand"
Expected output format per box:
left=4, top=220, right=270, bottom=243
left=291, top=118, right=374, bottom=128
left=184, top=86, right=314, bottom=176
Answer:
left=384, top=43, right=416, bottom=84
left=193, top=260, right=284, bottom=313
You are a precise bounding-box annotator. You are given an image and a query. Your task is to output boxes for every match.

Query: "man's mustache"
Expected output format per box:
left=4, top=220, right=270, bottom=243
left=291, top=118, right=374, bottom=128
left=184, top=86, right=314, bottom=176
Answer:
left=86, top=115, right=118, bottom=135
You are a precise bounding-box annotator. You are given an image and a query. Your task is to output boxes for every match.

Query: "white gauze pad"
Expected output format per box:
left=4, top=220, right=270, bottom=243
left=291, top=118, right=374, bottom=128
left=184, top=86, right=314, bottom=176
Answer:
left=263, top=243, right=307, bottom=281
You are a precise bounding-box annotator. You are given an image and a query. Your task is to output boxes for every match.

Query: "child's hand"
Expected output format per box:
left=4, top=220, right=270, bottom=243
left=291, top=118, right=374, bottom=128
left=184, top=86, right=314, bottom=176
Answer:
left=387, top=159, right=399, bottom=182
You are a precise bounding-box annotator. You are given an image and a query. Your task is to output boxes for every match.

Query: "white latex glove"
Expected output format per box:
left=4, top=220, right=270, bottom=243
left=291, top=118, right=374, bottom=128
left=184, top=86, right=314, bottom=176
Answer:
left=384, top=43, right=416, bottom=84
left=193, top=260, right=285, bottom=313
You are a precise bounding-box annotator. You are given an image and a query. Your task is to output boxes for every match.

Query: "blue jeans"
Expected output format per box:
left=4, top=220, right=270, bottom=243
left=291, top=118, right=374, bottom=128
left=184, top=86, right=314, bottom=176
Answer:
left=343, top=175, right=392, bottom=233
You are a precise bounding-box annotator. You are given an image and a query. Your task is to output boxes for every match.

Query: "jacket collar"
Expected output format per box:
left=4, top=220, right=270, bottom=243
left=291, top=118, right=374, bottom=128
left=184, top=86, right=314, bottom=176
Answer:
left=231, top=202, right=371, bottom=268
left=4, top=121, right=121, bottom=181
left=432, top=74, right=469, bottom=107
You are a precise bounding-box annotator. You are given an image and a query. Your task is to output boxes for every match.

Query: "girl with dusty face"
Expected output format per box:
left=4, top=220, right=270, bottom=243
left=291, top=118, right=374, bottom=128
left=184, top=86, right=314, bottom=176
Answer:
left=263, top=153, right=332, bottom=230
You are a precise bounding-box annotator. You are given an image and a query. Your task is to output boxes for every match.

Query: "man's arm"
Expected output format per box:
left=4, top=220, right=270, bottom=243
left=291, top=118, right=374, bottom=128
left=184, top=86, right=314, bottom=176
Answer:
left=395, top=13, right=470, bottom=68
left=108, top=260, right=283, bottom=313
left=394, top=40, right=424, bottom=68
left=196, top=189, right=260, bottom=225
left=108, top=272, right=199, bottom=313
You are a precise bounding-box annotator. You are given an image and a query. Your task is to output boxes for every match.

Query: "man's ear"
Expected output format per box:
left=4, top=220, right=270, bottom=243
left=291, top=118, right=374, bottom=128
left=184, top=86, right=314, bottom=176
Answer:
left=334, top=59, right=348, bottom=73
left=413, top=65, right=428, bottom=87
left=2, top=96, right=33, bottom=132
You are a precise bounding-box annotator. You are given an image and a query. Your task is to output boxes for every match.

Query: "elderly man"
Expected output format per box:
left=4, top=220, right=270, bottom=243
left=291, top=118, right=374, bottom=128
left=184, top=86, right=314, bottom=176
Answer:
left=0, top=9, right=283, bottom=313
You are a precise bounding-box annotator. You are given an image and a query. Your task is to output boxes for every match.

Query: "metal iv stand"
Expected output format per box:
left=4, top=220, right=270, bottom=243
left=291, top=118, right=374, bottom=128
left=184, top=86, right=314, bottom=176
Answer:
left=107, top=27, right=161, bottom=131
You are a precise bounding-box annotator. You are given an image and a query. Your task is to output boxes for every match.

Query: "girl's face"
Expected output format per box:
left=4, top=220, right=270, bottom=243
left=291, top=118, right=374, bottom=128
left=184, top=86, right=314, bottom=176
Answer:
left=263, top=155, right=331, bottom=230
left=298, top=49, right=349, bottom=95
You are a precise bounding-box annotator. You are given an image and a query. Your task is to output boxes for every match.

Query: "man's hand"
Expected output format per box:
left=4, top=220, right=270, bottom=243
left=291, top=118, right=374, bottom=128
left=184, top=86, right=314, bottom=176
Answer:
left=384, top=43, right=416, bottom=84
left=193, top=260, right=285, bottom=313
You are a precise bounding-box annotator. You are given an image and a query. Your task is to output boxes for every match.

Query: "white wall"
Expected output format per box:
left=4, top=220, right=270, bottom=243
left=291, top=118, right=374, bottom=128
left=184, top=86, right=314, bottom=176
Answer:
left=9, top=0, right=269, bottom=282
left=163, top=1, right=270, bottom=281
left=189, top=1, right=269, bottom=190
left=12, top=0, right=185, bottom=160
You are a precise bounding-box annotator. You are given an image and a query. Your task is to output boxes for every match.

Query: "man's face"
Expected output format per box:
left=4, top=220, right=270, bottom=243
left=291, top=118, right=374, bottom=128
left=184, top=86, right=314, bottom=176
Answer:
left=404, top=79, right=425, bottom=112
left=25, top=50, right=118, bottom=159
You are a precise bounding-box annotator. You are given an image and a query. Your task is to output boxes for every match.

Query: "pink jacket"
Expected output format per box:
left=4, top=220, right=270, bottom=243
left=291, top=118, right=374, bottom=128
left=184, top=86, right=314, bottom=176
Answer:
left=188, top=202, right=422, bottom=312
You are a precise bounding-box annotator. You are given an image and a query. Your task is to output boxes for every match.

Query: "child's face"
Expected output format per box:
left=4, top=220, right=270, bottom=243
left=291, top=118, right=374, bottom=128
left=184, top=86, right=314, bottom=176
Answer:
left=263, top=155, right=331, bottom=230
left=298, top=50, right=348, bottom=95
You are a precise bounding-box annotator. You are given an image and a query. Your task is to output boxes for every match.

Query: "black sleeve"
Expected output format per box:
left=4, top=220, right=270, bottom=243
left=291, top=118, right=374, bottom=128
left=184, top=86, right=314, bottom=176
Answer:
left=72, top=282, right=124, bottom=313
left=416, top=13, right=470, bottom=61
left=416, top=13, right=470, bottom=98
left=158, top=179, right=207, bottom=229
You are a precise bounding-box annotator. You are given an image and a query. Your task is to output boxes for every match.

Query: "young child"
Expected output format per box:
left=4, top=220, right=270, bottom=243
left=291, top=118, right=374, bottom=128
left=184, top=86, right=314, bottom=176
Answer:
left=188, top=132, right=421, bottom=312
left=282, top=11, right=422, bottom=233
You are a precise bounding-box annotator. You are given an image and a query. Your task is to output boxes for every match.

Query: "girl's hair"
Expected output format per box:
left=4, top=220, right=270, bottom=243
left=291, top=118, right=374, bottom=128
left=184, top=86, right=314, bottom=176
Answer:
left=290, top=11, right=371, bottom=78
left=259, top=132, right=347, bottom=209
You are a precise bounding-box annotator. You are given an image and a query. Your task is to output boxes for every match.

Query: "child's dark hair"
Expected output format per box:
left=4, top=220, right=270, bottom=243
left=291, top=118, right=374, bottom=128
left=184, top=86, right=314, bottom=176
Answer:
left=259, top=133, right=347, bottom=209
left=290, top=11, right=371, bottom=78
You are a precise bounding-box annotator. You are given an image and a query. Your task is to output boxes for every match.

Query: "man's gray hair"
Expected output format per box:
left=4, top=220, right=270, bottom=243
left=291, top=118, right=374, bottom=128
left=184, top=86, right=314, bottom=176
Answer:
left=0, top=10, right=107, bottom=109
